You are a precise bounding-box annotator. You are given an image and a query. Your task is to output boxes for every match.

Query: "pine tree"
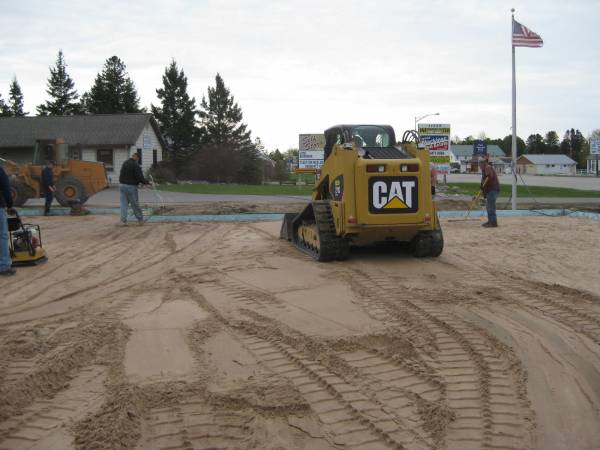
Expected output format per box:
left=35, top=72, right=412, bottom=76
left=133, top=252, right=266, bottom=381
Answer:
left=9, top=77, right=27, bottom=116
left=151, top=60, right=199, bottom=166
left=525, top=134, right=546, bottom=154
left=37, top=50, right=81, bottom=116
left=501, top=135, right=525, bottom=157
left=544, top=131, right=560, bottom=154
left=199, top=73, right=252, bottom=147
left=83, top=56, right=142, bottom=114
left=0, top=93, right=11, bottom=117
left=199, top=73, right=261, bottom=183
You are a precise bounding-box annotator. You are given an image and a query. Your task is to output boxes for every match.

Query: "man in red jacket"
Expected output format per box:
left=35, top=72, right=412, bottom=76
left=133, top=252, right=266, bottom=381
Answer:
left=480, top=157, right=500, bottom=227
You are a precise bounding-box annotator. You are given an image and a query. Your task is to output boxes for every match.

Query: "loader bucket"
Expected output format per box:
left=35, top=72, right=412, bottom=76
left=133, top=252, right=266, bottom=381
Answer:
left=280, top=213, right=298, bottom=241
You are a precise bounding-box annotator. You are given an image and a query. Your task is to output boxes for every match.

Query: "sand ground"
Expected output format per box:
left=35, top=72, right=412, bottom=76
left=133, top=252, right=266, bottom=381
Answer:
left=0, top=215, right=599, bottom=450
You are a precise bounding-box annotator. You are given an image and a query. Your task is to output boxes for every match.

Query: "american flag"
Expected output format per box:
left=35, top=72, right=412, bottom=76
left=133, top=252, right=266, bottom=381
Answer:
left=512, top=20, right=543, bottom=47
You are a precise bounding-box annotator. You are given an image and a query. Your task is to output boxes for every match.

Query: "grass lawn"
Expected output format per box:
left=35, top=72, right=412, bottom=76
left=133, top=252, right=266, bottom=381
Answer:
left=158, top=181, right=600, bottom=198
left=447, top=182, right=600, bottom=198
left=158, top=183, right=313, bottom=196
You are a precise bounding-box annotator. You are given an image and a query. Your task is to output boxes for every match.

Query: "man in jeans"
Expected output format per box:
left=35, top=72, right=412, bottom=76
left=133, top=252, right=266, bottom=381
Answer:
left=480, top=157, right=500, bottom=227
left=119, top=152, right=150, bottom=226
left=0, top=165, right=16, bottom=276
left=42, top=160, right=56, bottom=216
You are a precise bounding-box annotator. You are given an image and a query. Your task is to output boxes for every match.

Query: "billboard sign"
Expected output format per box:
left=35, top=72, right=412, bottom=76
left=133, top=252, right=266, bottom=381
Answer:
left=418, top=124, right=451, bottom=174
left=298, top=134, right=325, bottom=171
left=591, top=137, right=600, bottom=155
left=473, top=140, right=487, bottom=156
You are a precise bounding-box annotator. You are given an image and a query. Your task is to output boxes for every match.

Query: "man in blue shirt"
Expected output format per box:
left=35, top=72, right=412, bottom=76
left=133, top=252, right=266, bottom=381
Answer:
left=0, top=165, right=16, bottom=276
left=42, top=161, right=56, bottom=216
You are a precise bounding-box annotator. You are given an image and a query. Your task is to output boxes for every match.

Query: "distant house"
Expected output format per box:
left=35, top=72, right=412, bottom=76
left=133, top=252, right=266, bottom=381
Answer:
left=516, top=154, right=577, bottom=175
left=0, top=114, right=166, bottom=183
left=450, top=145, right=507, bottom=173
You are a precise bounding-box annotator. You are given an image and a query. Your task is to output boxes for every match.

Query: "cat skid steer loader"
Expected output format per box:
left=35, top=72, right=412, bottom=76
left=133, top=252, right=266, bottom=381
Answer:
left=281, top=124, right=443, bottom=261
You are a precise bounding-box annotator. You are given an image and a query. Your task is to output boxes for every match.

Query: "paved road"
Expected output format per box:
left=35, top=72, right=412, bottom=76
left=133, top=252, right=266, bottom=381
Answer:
left=446, top=173, right=600, bottom=191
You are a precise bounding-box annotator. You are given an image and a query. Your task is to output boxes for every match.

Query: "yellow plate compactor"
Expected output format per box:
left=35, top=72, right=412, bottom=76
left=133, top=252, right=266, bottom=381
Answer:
left=8, top=210, right=47, bottom=265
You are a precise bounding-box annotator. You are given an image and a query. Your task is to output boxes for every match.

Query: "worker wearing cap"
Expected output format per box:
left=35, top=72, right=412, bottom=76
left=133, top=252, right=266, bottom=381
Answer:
left=480, top=157, right=500, bottom=227
left=0, top=165, right=16, bottom=276
left=41, top=160, right=56, bottom=216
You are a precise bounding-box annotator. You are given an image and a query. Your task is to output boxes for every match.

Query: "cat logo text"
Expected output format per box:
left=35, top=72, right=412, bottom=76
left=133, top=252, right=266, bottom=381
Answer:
left=369, top=177, right=419, bottom=214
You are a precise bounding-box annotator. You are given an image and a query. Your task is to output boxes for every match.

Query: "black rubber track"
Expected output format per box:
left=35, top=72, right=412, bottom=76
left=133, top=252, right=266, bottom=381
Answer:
left=291, top=201, right=349, bottom=262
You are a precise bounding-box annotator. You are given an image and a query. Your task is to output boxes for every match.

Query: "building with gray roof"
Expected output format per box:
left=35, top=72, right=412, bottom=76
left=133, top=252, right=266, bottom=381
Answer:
left=0, top=114, right=166, bottom=183
left=516, top=154, right=577, bottom=175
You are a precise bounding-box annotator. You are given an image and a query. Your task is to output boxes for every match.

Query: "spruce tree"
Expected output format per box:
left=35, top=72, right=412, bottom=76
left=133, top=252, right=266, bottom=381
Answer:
left=0, top=93, right=11, bottom=117
left=151, top=60, right=199, bottom=166
left=199, top=73, right=261, bottom=183
left=9, top=77, right=27, bottom=116
left=83, top=56, right=142, bottom=114
left=199, top=73, right=252, bottom=147
left=37, top=50, right=81, bottom=116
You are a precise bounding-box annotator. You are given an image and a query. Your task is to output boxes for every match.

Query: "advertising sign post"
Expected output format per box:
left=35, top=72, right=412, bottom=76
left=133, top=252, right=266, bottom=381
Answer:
left=591, top=137, right=600, bottom=176
left=298, top=134, right=325, bottom=172
left=418, top=124, right=451, bottom=174
left=473, top=140, right=488, bottom=156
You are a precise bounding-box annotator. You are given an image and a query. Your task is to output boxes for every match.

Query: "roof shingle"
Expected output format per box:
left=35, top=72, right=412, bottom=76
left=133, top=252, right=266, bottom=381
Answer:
left=0, top=114, right=165, bottom=148
left=518, top=154, right=576, bottom=165
left=450, top=145, right=506, bottom=158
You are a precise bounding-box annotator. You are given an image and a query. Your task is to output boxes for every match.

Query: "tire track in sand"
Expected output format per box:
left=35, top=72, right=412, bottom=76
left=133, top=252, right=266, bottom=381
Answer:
left=0, top=366, right=106, bottom=450
left=189, top=285, right=434, bottom=450
left=0, top=224, right=225, bottom=326
left=0, top=225, right=142, bottom=298
left=136, top=399, right=253, bottom=450
left=345, top=269, right=533, bottom=450
left=448, top=254, right=600, bottom=345
left=207, top=277, right=446, bottom=447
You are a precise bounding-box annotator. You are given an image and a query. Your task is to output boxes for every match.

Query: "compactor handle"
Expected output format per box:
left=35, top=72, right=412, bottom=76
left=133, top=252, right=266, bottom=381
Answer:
left=6, top=208, right=20, bottom=219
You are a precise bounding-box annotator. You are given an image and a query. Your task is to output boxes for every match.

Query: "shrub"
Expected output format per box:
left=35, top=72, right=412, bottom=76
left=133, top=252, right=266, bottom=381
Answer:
left=147, top=161, right=178, bottom=184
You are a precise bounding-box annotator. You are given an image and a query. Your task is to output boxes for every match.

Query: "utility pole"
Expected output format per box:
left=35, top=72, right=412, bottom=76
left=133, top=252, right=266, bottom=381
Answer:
left=511, top=9, right=518, bottom=210
left=414, top=112, right=440, bottom=132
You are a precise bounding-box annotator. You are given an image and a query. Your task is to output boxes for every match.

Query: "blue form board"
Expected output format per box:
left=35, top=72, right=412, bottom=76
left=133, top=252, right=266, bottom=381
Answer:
left=15, top=208, right=600, bottom=222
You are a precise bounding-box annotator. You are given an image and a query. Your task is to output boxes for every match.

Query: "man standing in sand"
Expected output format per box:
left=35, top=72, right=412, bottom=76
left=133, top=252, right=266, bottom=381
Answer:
left=42, top=160, right=56, bottom=216
left=119, top=152, right=150, bottom=226
left=480, top=157, right=500, bottom=227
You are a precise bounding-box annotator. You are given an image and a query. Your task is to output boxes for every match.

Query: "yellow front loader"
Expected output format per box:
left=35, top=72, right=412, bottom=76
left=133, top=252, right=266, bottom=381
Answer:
left=281, top=124, right=443, bottom=261
left=2, top=139, right=108, bottom=207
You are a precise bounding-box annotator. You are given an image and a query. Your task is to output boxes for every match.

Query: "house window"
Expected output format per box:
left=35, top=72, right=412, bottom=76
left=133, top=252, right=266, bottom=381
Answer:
left=97, top=149, right=114, bottom=171
left=153, top=149, right=158, bottom=166
left=137, top=148, right=142, bottom=165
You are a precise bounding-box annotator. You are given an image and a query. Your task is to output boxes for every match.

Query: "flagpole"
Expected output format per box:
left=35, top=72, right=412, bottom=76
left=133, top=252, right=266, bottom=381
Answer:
left=511, top=8, right=517, bottom=210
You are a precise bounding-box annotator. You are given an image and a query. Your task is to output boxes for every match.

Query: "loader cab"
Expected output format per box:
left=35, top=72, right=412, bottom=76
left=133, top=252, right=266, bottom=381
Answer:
left=32, top=139, right=69, bottom=165
left=350, top=125, right=395, bottom=148
left=324, top=127, right=345, bottom=160
left=324, top=125, right=399, bottom=160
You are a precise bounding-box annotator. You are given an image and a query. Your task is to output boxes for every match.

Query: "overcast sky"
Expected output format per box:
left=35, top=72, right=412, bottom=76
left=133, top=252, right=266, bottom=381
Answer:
left=1, top=0, right=598, bottom=151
